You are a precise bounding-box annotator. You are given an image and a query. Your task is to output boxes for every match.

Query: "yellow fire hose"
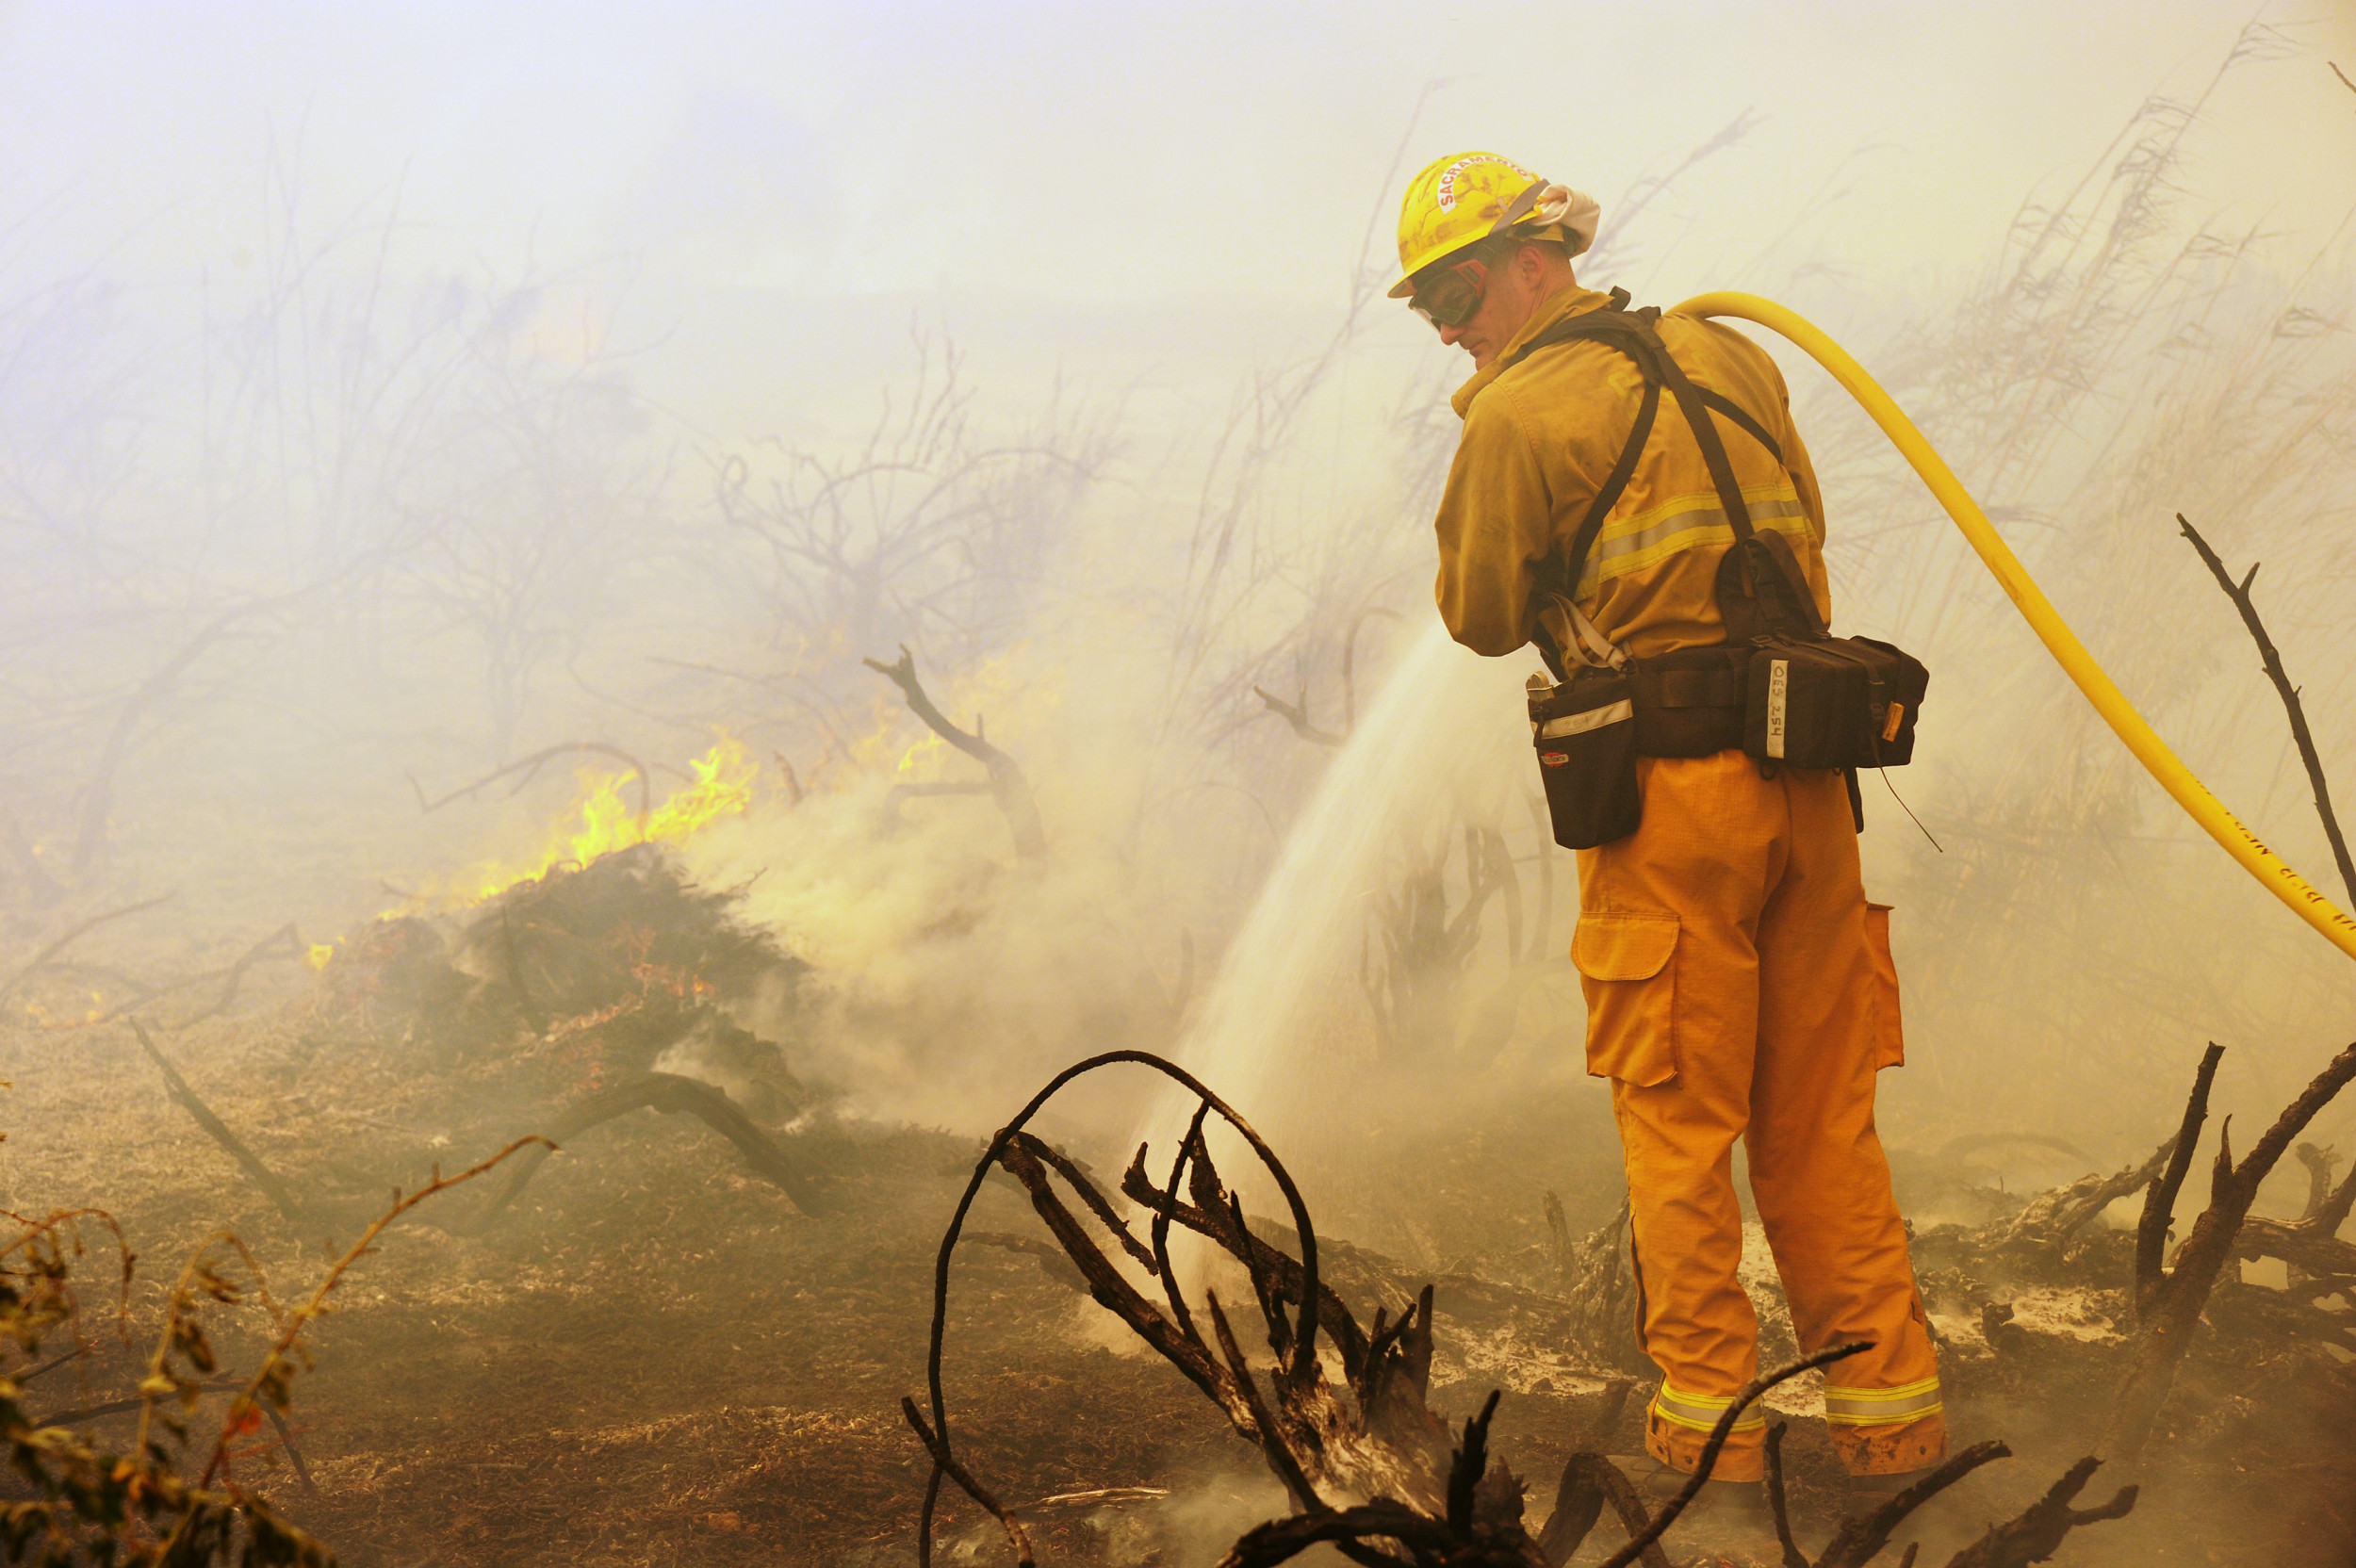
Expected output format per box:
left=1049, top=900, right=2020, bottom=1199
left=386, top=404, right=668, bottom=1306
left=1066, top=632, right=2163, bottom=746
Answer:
left=1675, top=290, right=2356, bottom=966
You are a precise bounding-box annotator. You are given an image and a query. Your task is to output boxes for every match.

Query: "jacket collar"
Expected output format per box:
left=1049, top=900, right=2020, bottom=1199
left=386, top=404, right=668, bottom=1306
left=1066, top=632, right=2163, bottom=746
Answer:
left=1449, top=283, right=1614, bottom=419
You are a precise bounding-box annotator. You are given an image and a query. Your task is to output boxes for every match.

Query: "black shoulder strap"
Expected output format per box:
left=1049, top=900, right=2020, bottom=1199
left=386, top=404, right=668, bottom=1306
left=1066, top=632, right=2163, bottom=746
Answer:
left=1514, top=292, right=1658, bottom=676
left=1694, top=388, right=1781, bottom=466
left=1505, top=292, right=1814, bottom=660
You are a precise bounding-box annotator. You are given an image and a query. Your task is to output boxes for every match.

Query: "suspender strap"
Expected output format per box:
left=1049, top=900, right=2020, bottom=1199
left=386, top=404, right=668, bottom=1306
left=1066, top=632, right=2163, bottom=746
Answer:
left=1530, top=374, right=1659, bottom=659
left=1624, top=312, right=1757, bottom=544
left=1503, top=291, right=1815, bottom=666
left=1693, top=387, right=1781, bottom=466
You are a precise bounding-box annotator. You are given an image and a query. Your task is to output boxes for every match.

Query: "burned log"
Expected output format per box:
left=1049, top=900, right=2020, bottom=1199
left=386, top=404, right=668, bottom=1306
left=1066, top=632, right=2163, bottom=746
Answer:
left=1989, top=1134, right=2174, bottom=1257
left=464, top=1070, right=822, bottom=1230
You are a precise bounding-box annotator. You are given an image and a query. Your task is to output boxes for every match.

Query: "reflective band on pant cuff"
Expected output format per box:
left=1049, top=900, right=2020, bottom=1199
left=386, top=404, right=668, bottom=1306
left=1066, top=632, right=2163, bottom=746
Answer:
left=1653, top=1381, right=1768, bottom=1433
left=1823, top=1377, right=1943, bottom=1427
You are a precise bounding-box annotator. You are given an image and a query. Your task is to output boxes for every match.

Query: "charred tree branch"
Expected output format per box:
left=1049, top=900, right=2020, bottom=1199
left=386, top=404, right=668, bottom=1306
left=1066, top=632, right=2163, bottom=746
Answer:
left=864, top=645, right=1048, bottom=861
left=466, top=1071, right=821, bottom=1230
left=1810, top=1440, right=2010, bottom=1567
left=2109, top=1037, right=2356, bottom=1457
left=1251, top=685, right=1343, bottom=748
left=412, top=742, right=654, bottom=840
left=2135, top=1042, right=2223, bottom=1310
left=1939, top=1455, right=2135, bottom=1568
left=902, top=1396, right=1036, bottom=1568
left=2179, top=514, right=2356, bottom=906
left=0, top=891, right=177, bottom=1008
left=131, top=1020, right=307, bottom=1225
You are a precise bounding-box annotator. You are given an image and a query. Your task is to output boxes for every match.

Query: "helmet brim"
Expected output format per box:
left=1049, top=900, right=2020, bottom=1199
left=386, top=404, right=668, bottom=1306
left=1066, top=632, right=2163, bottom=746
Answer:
left=1389, top=220, right=1585, bottom=301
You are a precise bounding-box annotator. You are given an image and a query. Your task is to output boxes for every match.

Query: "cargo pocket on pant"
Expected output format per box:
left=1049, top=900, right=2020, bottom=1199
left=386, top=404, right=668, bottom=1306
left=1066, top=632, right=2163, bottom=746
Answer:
left=1571, top=912, right=1679, bottom=1086
left=1864, top=902, right=1904, bottom=1069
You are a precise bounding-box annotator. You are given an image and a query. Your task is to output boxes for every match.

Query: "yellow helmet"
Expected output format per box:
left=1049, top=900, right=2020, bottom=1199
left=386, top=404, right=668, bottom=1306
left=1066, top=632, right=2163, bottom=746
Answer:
left=1387, top=152, right=1601, bottom=299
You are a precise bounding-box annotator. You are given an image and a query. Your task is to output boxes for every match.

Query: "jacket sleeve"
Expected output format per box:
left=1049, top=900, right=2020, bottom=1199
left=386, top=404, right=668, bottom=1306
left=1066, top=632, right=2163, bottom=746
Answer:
left=1433, top=388, right=1559, bottom=657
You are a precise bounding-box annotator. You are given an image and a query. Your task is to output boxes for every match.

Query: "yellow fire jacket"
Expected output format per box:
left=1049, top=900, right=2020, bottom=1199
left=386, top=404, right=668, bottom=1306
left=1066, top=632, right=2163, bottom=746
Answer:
left=1433, top=284, right=1831, bottom=661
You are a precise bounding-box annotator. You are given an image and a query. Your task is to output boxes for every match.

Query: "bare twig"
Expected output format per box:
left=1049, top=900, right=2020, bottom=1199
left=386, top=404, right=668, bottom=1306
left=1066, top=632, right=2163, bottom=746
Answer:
left=192, top=1141, right=547, bottom=1494
left=1940, top=1456, right=2136, bottom=1568
left=903, top=1396, right=1036, bottom=1568
left=0, top=891, right=177, bottom=1007
left=411, top=742, right=654, bottom=840
left=2179, top=514, right=2355, bottom=905
left=1595, top=1343, right=1872, bottom=1568
left=1251, top=685, right=1343, bottom=747
left=131, top=1020, right=307, bottom=1225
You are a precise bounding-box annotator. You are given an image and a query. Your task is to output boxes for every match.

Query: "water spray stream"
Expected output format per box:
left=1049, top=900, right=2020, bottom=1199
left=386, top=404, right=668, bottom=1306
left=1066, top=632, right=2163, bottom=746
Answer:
left=1146, top=619, right=1534, bottom=1200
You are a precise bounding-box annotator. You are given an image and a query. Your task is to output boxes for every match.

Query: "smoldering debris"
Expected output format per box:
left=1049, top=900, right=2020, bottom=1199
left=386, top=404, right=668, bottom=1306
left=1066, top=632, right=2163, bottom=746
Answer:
left=914, top=1054, right=2164, bottom=1568
left=134, top=840, right=826, bottom=1238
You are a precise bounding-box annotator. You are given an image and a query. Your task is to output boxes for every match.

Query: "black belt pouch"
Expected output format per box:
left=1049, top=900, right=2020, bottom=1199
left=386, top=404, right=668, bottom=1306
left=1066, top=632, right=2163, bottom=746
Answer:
left=1530, top=670, right=1643, bottom=850
left=1744, top=636, right=1929, bottom=770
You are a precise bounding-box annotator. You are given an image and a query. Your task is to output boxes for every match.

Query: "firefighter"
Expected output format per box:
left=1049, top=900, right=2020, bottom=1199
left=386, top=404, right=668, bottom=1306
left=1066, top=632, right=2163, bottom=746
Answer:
left=1399, top=153, right=1945, bottom=1512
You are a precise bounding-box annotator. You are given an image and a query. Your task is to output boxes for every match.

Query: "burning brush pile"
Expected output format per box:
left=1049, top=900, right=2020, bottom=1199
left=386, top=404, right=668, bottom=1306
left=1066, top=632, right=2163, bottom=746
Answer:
left=132, top=737, right=833, bottom=1237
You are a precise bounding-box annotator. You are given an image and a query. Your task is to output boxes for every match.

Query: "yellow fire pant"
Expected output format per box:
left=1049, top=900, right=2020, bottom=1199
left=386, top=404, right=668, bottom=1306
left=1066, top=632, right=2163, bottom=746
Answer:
left=1573, top=750, right=1944, bottom=1480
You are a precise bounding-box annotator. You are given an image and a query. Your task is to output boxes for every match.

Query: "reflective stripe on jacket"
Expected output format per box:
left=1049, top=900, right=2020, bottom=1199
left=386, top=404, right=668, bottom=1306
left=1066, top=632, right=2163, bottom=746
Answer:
left=1433, top=284, right=1831, bottom=661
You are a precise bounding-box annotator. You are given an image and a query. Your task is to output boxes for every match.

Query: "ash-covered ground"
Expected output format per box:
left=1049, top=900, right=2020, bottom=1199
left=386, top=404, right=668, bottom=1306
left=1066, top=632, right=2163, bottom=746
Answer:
left=3, top=846, right=2348, bottom=1568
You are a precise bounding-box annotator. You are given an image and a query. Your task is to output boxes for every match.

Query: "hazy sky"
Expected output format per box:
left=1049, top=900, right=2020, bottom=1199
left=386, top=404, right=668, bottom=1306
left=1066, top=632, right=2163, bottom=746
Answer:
left=7, top=3, right=2351, bottom=300
left=2, top=3, right=2351, bottom=447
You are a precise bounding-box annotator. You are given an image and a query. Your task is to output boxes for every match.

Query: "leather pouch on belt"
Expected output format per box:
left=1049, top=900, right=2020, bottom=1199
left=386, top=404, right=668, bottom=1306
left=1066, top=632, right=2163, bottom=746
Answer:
left=1864, top=902, right=1904, bottom=1069
left=1571, top=912, right=1679, bottom=1086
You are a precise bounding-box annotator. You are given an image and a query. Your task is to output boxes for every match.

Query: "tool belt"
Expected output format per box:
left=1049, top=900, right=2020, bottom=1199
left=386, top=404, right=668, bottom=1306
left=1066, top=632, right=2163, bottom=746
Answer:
left=1516, top=292, right=1929, bottom=851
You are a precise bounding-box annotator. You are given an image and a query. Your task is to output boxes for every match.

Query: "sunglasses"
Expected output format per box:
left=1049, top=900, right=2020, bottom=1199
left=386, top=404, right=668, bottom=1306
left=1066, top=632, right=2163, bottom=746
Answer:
left=1409, top=258, right=1488, bottom=331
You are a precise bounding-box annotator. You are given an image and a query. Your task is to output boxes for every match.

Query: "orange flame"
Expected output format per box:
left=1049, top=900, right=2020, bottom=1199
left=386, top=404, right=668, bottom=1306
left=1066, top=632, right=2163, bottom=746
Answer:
left=438, top=735, right=757, bottom=906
